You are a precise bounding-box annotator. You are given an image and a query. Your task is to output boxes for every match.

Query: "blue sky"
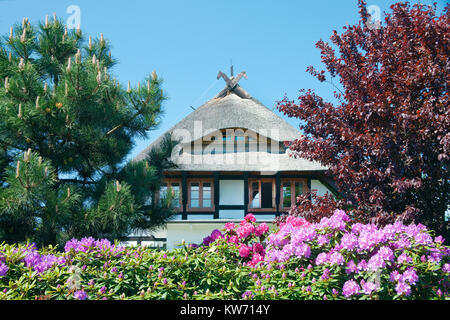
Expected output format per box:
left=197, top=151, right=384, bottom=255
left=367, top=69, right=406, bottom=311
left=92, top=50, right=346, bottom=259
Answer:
left=0, top=0, right=446, bottom=160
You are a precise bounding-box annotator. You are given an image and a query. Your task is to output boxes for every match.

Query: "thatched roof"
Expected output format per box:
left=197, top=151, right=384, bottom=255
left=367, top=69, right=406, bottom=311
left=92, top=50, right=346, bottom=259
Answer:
left=134, top=72, right=327, bottom=172
left=159, top=149, right=327, bottom=172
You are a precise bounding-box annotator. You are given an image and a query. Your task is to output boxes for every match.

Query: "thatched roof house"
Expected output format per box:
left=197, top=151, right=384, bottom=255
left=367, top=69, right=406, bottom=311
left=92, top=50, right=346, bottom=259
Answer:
left=134, top=69, right=336, bottom=249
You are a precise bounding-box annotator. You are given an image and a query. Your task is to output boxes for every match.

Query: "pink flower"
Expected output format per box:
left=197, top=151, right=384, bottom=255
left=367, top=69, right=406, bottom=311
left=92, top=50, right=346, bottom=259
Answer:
left=227, top=235, right=238, bottom=244
left=244, top=213, right=257, bottom=222
left=284, top=216, right=310, bottom=228
left=224, top=222, right=236, bottom=231
left=248, top=253, right=264, bottom=267
left=239, top=245, right=251, bottom=258
left=252, top=243, right=265, bottom=254
left=236, top=222, right=255, bottom=239
left=255, top=223, right=269, bottom=237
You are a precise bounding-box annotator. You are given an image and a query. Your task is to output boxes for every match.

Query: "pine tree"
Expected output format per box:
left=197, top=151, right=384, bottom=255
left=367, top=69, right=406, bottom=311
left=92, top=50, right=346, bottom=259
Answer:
left=0, top=15, right=178, bottom=247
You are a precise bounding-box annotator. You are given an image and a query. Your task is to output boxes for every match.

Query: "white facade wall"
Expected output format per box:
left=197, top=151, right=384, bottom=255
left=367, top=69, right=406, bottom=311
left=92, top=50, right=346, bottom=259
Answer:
left=310, top=179, right=331, bottom=197
left=165, top=221, right=275, bottom=250
left=219, top=180, right=244, bottom=205
left=166, top=222, right=231, bottom=250
left=219, top=210, right=244, bottom=219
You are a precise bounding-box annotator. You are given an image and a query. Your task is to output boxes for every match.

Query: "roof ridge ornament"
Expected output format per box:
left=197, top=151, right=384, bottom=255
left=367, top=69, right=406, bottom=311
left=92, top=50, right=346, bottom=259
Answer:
left=215, top=69, right=252, bottom=99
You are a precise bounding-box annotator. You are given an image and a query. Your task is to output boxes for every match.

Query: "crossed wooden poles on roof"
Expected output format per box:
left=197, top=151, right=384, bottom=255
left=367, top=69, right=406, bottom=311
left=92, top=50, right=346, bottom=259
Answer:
left=215, top=70, right=251, bottom=99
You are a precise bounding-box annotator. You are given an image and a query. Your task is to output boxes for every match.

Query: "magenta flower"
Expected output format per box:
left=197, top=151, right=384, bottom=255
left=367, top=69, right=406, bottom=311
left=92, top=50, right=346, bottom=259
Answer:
left=252, top=243, right=265, bottom=255
left=224, top=222, right=235, bottom=231
left=227, top=235, right=238, bottom=244
left=282, top=216, right=310, bottom=228
left=248, top=253, right=264, bottom=267
left=239, top=245, right=251, bottom=258
left=236, top=222, right=255, bottom=239
left=244, top=214, right=257, bottom=223
left=255, top=223, right=269, bottom=237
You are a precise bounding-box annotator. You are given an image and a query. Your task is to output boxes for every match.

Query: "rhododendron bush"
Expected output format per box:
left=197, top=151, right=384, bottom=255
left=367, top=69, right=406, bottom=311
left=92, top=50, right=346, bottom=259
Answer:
left=0, top=212, right=448, bottom=300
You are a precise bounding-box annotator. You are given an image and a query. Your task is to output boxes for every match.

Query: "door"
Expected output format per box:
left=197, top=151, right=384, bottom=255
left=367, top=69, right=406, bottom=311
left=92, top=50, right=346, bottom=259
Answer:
left=261, top=182, right=273, bottom=209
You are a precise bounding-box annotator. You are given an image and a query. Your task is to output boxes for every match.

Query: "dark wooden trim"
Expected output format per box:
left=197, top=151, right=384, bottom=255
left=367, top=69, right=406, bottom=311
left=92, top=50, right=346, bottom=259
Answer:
left=183, top=212, right=215, bottom=215
left=183, top=174, right=214, bottom=179
left=243, top=172, right=249, bottom=215
left=181, top=171, right=188, bottom=220
left=307, top=177, right=312, bottom=201
left=251, top=212, right=278, bottom=215
left=218, top=175, right=245, bottom=180
left=125, top=236, right=166, bottom=242
left=213, top=172, right=219, bottom=219
left=275, top=172, right=281, bottom=217
left=219, top=205, right=245, bottom=210
left=248, top=174, right=277, bottom=179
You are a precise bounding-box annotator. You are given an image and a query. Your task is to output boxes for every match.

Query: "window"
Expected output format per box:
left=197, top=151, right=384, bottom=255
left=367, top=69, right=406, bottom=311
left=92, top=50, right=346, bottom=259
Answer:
left=249, top=179, right=275, bottom=210
left=159, top=180, right=182, bottom=209
left=188, top=180, right=214, bottom=211
left=189, top=128, right=285, bottom=155
left=282, top=182, right=292, bottom=207
left=281, top=179, right=307, bottom=209
left=250, top=182, right=261, bottom=208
